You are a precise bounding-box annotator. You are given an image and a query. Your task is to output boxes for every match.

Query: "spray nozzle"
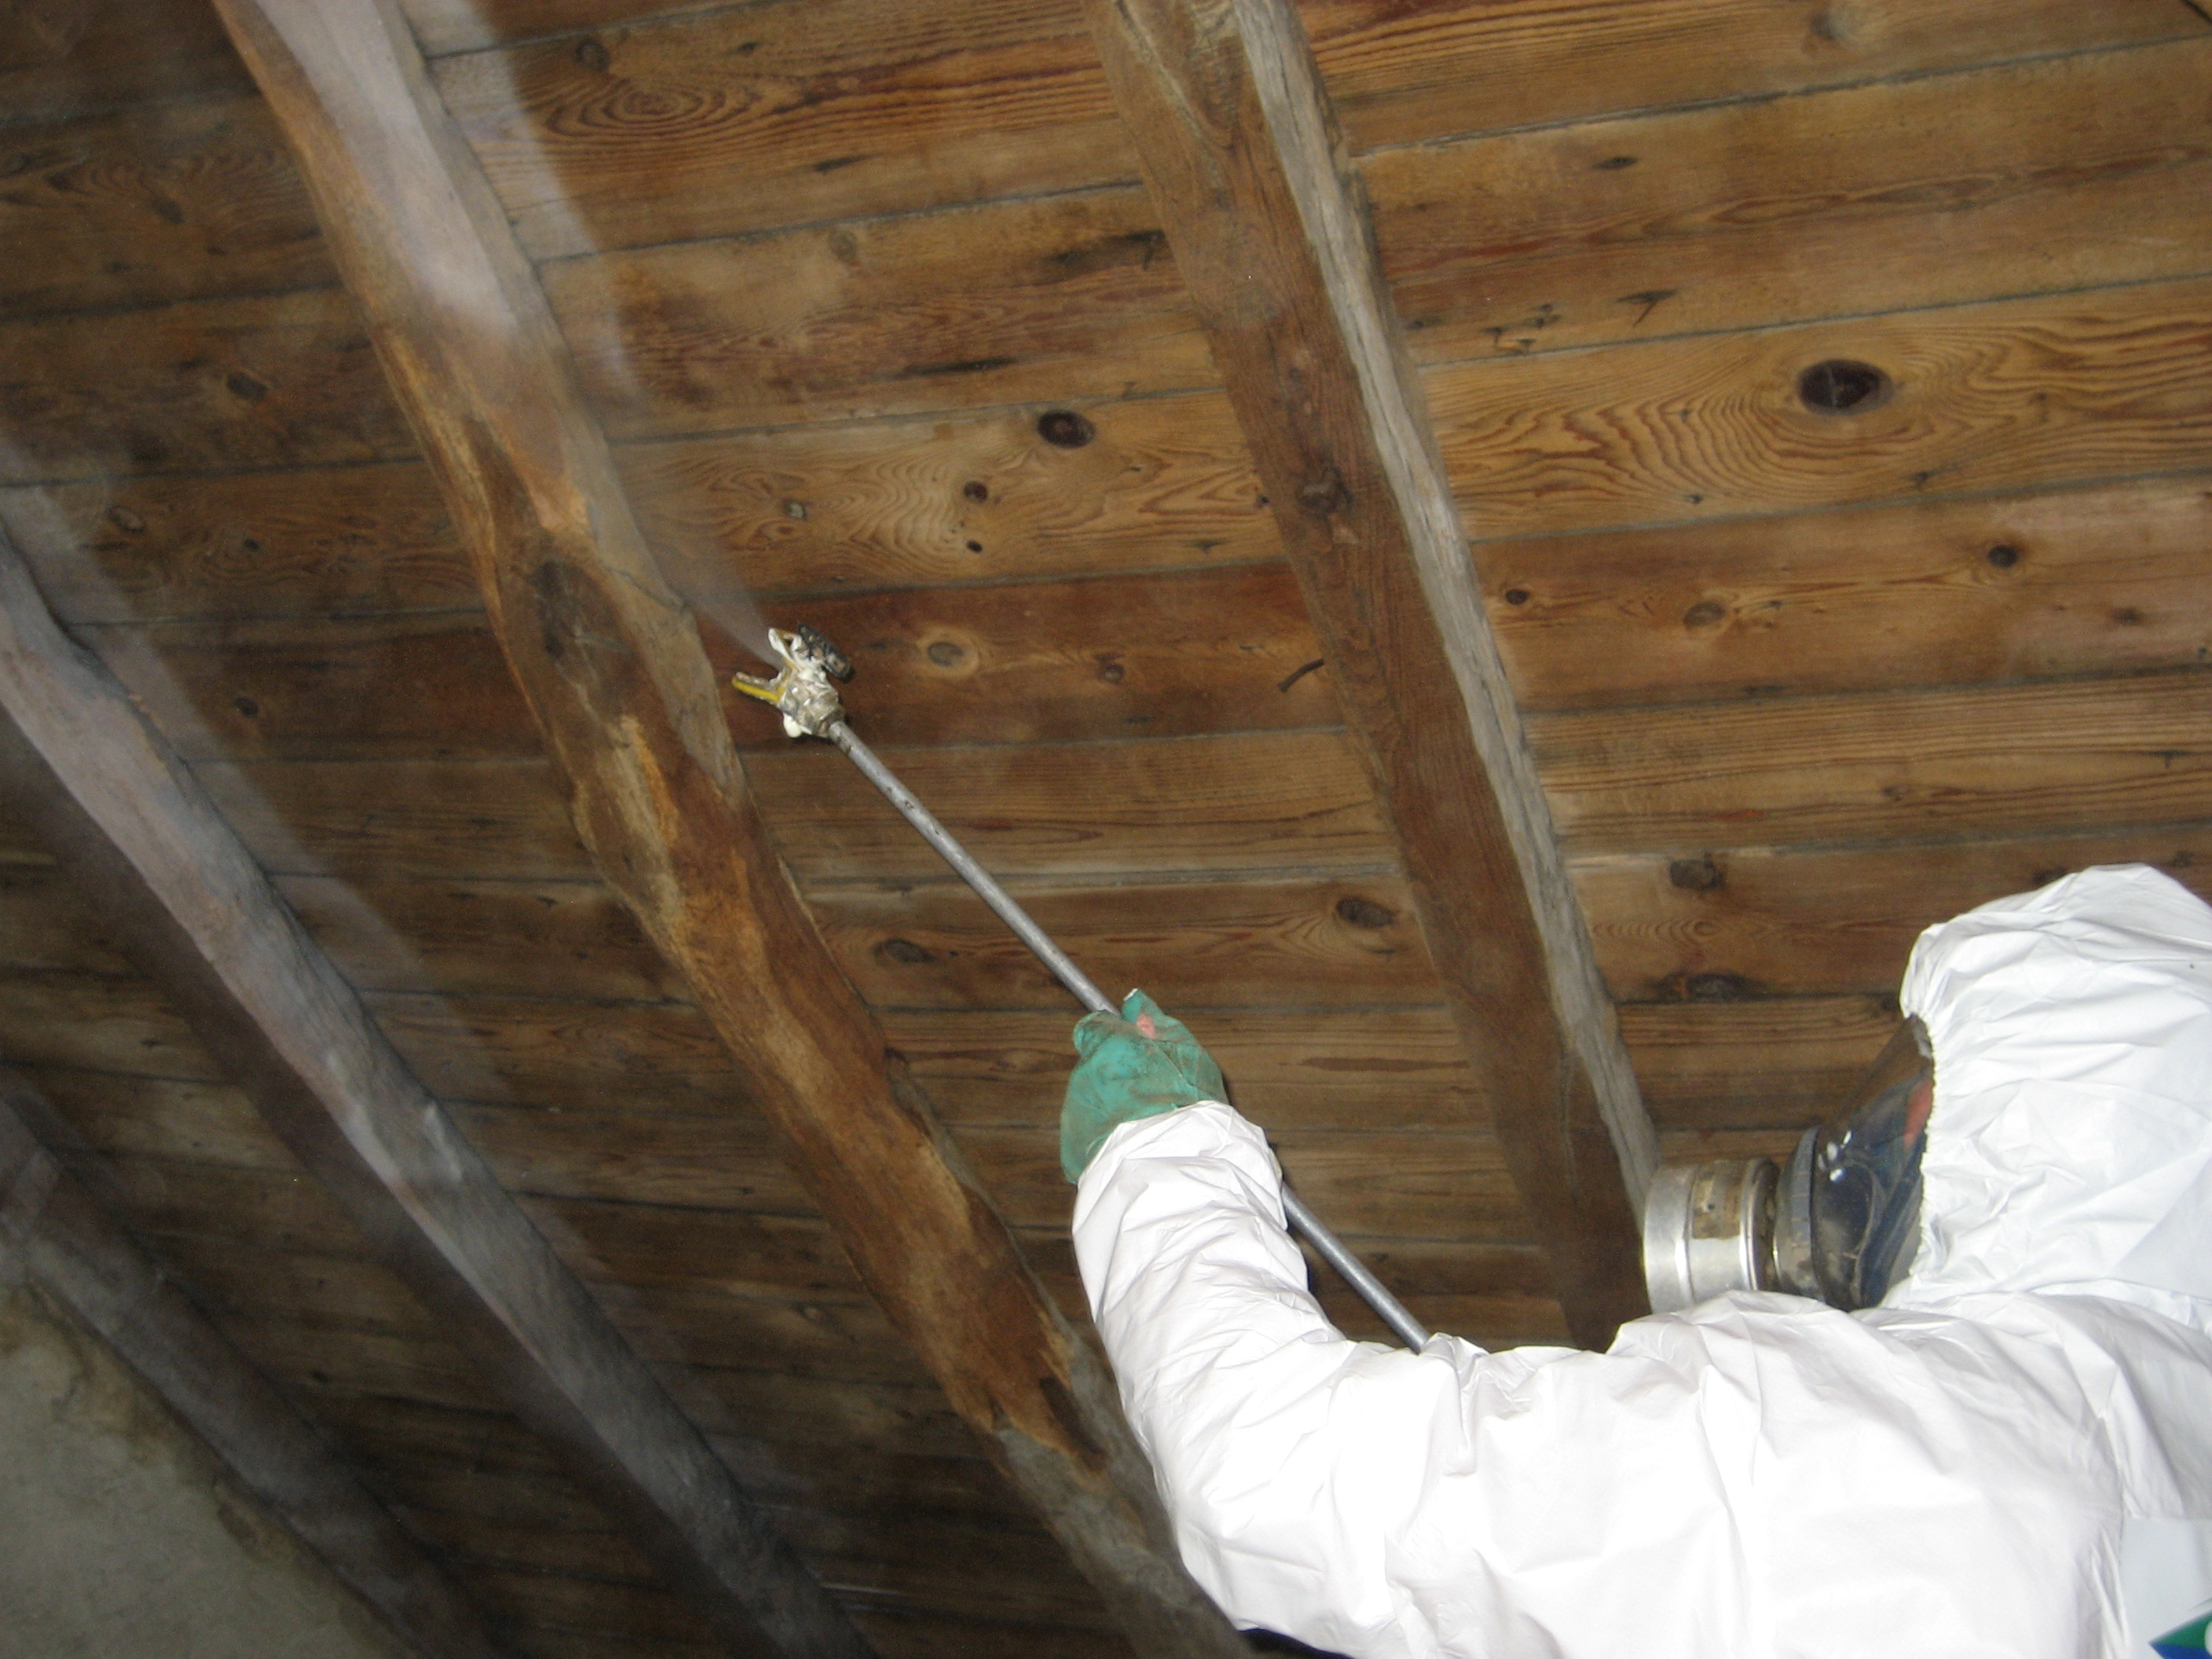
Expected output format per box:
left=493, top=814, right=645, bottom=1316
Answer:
left=731, top=626, right=849, bottom=740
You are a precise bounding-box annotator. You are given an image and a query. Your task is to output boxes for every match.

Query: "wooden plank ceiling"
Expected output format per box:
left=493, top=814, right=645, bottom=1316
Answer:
left=3, top=0, right=2211, bottom=1654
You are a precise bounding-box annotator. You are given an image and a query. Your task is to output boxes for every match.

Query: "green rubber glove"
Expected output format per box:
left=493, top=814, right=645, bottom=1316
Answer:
left=1060, top=989, right=1226, bottom=1182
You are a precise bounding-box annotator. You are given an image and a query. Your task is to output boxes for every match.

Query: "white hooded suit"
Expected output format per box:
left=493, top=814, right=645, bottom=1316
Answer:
left=1072, top=866, right=2212, bottom=1657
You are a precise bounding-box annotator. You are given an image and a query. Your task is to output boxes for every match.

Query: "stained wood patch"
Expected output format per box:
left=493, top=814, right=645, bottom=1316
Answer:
left=1574, top=827, right=2212, bottom=1002
left=0, top=287, right=411, bottom=484
left=1428, top=274, right=2212, bottom=538
left=1535, top=668, right=2212, bottom=855
left=544, top=188, right=1204, bottom=438
left=1483, top=476, right=2212, bottom=711
left=1372, top=39, right=2212, bottom=365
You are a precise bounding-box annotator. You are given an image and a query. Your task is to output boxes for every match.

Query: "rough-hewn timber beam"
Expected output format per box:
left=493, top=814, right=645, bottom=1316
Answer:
left=0, top=1065, right=505, bottom=1659
left=202, top=2, right=1247, bottom=1653
left=0, top=534, right=863, bottom=1659
left=1079, top=0, right=1661, bottom=1345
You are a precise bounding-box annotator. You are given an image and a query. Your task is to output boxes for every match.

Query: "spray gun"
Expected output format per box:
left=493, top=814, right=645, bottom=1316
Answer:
left=734, top=628, right=1430, bottom=1352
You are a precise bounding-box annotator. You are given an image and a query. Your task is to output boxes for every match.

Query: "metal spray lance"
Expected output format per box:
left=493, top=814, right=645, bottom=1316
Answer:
left=734, top=626, right=1430, bottom=1352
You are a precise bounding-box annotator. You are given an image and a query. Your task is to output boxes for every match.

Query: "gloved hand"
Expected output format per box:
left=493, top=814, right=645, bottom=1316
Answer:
left=1060, top=989, right=1226, bottom=1182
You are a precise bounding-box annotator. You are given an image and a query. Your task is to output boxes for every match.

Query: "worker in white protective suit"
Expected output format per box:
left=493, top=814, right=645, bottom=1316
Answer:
left=1061, top=864, right=2212, bottom=1657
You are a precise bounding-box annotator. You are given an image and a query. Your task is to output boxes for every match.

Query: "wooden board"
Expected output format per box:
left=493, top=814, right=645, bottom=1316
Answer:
left=197, top=731, right=1385, bottom=888
left=877, top=1005, right=1484, bottom=1131
left=2, top=461, right=467, bottom=624
left=1370, top=39, right=2212, bottom=367
left=615, top=386, right=1271, bottom=596
left=83, top=563, right=1335, bottom=760
left=1484, top=475, right=2212, bottom=712
left=1617, top=994, right=1899, bottom=1130
left=195, top=758, right=591, bottom=881
left=434, top=0, right=1130, bottom=258
left=1535, top=668, right=2212, bottom=855
left=406, top=0, right=2198, bottom=232
left=0, top=862, right=134, bottom=975
left=0, top=968, right=220, bottom=1080
left=0, top=0, right=252, bottom=124
left=364, top=991, right=751, bottom=1115
left=1306, top=0, right=2202, bottom=154
left=1575, top=827, right=2212, bottom=1002
left=0, top=94, right=329, bottom=316
left=1427, top=274, right=2212, bottom=539
left=812, top=875, right=1435, bottom=1011
left=273, top=872, right=685, bottom=1002
left=0, top=286, right=412, bottom=484
left=544, top=187, right=1207, bottom=438
left=955, top=1122, right=1527, bottom=1240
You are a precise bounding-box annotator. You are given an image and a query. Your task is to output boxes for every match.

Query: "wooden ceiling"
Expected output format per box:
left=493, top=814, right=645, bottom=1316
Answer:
left=2, top=1, right=2210, bottom=1655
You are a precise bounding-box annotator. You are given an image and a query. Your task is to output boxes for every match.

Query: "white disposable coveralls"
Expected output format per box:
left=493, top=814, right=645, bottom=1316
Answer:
left=1073, top=865, right=2212, bottom=1657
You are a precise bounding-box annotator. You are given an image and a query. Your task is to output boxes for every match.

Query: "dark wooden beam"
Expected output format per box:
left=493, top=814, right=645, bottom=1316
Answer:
left=0, top=1065, right=505, bottom=1659
left=200, top=2, right=1248, bottom=1652
left=1077, top=0, right=1661, bottom=1345
left=0, top=534, right=864, bottom=1659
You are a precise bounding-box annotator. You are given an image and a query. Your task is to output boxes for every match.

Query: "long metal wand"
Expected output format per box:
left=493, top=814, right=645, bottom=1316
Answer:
left=736, top=630, right=1430, bottom=1352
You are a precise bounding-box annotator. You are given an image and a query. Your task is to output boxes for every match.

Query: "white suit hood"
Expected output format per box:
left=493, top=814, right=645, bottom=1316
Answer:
left=1895, top=863, right=2212, bottom=1335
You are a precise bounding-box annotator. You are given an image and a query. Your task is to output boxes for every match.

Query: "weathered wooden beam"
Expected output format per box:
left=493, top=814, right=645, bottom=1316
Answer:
left=0, top=1064, right=504, bottom=1659
left=0, top=535, right=863, bottom=1659
left=1078, top=0, right=1661, bottom=1345
left=201, top=1, right=1248, bottom=1653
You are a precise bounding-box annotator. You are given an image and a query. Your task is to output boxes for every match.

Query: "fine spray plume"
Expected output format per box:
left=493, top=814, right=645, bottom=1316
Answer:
left=658, top=539, right=781, bottom=670
left=666, top=555, right=1430, bottom=1352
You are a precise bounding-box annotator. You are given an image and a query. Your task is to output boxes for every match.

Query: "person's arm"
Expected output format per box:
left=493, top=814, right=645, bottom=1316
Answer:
left=1074, top=1101, right=1501, bottom=1657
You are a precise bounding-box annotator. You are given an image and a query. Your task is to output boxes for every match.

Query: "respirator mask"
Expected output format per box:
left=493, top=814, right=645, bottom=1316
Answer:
left=1643, top=1016, right=1936, bottom=1313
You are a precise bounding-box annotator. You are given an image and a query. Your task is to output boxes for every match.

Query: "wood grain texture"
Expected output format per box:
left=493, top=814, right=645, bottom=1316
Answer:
left=1484, top=476, right=2212, bottom=712
left=815, top=875, right=1434, bottom=1010
left=0, top=1074, right=506, bottom=1659
left=2, top=461, right=466, bottom=624
left=435, top=0, right=1131, bottom=259
left=408, top=0, right=2196, bottom=236
left=544, top=187, right=1207, bottom=438
left=1305, top=0, right=2203, bottom=153
left=0, top=0, right=251, bottom=124
left=880, top=1005, right=1483, bottom=1130
left=194, top=731, right=1386, bottom=889
left=273, top=872, right=683, bottom=1002
left=0, top=529, right=859, bottom=1659
left=0, top=286, right=412, bottom=485
left=749, top=728, right=1386, bottom=886
left=1536, top=668, right=2212, bottom=855
left=1428, top=275, right=2212, bottom=539
left=958, top=1122, right=1526, bottom=1239
left=1617, top=994, right=1900, bottom=1130
left=0, top=95, right=329, bottom=316
left=1576, top=828, right=2212, bottom=1002
left=616, top=387, right=1271, bottom=596
left=1083, top=0, right=1656, bottom=1345
left=81, top=562, right=1334, bottom=761
left=214, top=2, right=1246, bottom=1648
left=196, top=758, right=591, bottom=881
left=0, top=968, right=220, bottom=1081
left=1370, top=38, right=2212, bottom=365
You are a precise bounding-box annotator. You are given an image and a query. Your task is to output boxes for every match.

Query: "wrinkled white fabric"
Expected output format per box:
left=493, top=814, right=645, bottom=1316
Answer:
left=1073, top=866, right=2212, bottom=1657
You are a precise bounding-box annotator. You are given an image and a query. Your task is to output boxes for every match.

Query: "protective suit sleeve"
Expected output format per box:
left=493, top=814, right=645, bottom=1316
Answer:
left=1073, top=1101, right=1477, bottom=1654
